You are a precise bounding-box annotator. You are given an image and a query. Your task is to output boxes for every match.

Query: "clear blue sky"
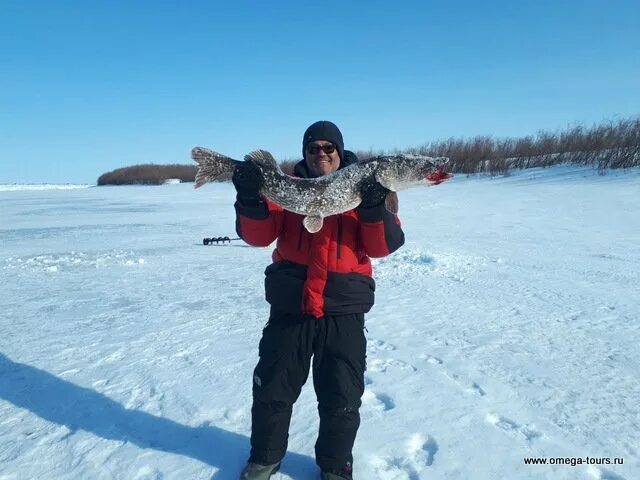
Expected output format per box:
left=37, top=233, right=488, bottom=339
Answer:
left=1, top=0, right=639, bottom=184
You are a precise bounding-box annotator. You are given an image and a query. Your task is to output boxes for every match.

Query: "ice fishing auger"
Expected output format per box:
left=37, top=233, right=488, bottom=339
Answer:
left=202, top=236, right=241, bottom=245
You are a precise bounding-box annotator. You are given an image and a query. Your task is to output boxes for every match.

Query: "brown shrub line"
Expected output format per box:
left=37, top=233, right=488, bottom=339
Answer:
left=97, top=164, right=198, bottom=186
left=400, top=117, right=640, bottom=174
left=98, top=117, right=640, bottom=184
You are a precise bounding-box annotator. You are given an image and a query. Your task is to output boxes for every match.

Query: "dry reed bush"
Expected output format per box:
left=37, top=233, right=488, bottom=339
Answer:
left=97, top=164, right=197, bottom=185
left=97, top=117, right=639, bottom=184
left=412, top=117, right=640, bottom=175
left=278, top=159, right=298, bottom=176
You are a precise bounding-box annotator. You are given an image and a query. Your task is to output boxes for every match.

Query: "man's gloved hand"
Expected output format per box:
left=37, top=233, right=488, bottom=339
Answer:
left=358, top=181, right=390, bottom=209
left=232, top=161, right=263, bottom=203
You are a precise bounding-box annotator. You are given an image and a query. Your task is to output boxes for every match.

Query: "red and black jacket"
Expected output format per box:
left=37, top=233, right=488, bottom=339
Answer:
left=235, top=153, right=405, bottom=318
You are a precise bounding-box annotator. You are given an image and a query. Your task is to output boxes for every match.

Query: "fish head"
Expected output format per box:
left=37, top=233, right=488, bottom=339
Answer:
left=421, top=157, right=453, bottom=185
left=375, top=155, right=452, bottom=191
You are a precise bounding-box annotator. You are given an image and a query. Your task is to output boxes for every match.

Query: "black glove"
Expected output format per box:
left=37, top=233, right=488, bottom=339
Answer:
left=232, top=161, right=263, bottom=203
left=358, top=181, right=390, bottom=209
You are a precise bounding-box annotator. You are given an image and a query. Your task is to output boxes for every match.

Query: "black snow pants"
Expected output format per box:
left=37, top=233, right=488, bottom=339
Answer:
left=249, top=308, right=367, bottom=472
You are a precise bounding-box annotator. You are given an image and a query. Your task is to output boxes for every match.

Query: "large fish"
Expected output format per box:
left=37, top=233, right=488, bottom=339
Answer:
left=192, top=147, right=451, bottom=233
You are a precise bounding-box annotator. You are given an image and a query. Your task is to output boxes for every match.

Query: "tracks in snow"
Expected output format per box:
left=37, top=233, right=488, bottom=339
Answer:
left=361, top=327, right=552, bottom=479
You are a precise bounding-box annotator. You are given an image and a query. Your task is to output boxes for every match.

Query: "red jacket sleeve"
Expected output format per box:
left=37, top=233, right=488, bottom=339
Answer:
left=357, top=204, right=405, bottom=258
left=235, top=196, right=284, bottom=247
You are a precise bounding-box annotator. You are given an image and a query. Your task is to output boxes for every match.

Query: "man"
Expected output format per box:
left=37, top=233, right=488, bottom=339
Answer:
left=234, top=121, right=405, bottom=479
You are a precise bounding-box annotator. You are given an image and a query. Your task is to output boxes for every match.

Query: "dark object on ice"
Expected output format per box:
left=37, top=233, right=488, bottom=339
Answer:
left=203, top=236, right=240, bottom=245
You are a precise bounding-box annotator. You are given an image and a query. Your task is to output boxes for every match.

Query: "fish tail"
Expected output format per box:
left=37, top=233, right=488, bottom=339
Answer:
left=244, top=150, right=279, bottom=170
left=191, top=147, right=240, bottom=189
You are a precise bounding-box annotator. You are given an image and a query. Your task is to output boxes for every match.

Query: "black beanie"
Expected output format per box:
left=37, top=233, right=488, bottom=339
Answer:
left=302, top=121, right=344, bottom=161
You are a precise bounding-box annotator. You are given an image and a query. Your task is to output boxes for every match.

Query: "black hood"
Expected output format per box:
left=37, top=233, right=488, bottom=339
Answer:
left=293, top=150, right=359, bottom=179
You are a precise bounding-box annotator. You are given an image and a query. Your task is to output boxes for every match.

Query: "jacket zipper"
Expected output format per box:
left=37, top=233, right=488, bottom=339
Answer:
left=298, top=221, right=304, bottom=250
left=337, top=216, right=342, bottom=259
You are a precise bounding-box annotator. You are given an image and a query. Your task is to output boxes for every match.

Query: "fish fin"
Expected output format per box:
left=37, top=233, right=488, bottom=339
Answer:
left=191, top=147, right=240, bottom=188
left=385, top=191, right=399, bottom=214
left=303, top=215, right=324, bottom=233
left=244, top=150, right=278, bottom=169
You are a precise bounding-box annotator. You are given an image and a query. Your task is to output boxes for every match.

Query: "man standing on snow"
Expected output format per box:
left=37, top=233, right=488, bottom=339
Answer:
left=233, top=121, right=405, bottom=480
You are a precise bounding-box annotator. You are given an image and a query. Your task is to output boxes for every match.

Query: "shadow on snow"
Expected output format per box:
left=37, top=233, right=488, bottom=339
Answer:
left=0, top=352, right=316, bottom=479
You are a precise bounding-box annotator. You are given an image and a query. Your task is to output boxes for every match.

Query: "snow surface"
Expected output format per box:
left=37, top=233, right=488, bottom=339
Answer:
left=1, top=165, right=639, bottom=480
left=0, top=184, right=93, bottom=192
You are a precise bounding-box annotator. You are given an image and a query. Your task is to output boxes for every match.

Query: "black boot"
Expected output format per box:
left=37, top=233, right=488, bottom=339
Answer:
left=240, top=461, right=280, bottom=480
left=320, top=461, right=353, bottom=479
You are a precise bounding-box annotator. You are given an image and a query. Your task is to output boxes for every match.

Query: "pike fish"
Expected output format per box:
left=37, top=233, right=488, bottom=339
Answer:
left=192, top=147, right=451, bottom=233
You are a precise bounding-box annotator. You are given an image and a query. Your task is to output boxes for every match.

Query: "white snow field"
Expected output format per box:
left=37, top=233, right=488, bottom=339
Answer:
left=0, top=184, right=92, bottom=192
left=1, top=165, right=639, bottom=480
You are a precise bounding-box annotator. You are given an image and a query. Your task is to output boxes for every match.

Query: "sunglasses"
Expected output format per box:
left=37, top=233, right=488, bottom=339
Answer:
left=306, top=143, right=336, bottom=155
